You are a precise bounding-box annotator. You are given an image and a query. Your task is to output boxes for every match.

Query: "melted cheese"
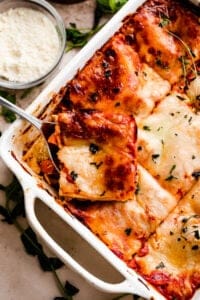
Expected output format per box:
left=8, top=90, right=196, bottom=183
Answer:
left=51, top=111, right=137, bottom=201
left=134, top=181, right=200, bottom=299
left=67, top=35, right=170, bottom=120
left=130, top=0, right=200, bottom=85
left=66, top=165, right=176, bottom=261
left=137, top=94, right=200, bottom=199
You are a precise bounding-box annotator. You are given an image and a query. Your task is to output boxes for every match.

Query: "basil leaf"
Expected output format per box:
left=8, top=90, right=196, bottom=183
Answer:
left=21, top=227, right=42, bottom=256
left=0, top=90, right=17, bottom=123
left=0, top=205, right=12, bottom=223
left=38, top=254, right=64, bottom=272
left=64, top=281, right=79, bottom=296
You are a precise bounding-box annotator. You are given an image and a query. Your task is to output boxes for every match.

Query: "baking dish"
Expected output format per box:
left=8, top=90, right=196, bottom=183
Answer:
left=0, top=0, right=200, bottom=299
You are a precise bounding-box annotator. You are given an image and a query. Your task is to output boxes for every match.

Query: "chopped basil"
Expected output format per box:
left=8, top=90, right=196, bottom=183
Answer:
left=155, top=58, right=169, bottom=69
left=165, top=165, right=177, bottom=181
left=170, top=165, right=176, bottom=173
left=90, top=161, right=103, bottom=169
left=89, top=143, right=100, bottom=154
left=161, top=139, right=165, bottom=146
left=143, top=125, right=151, bottom=131
left=165, top=175, right=176, bottom=181
left=104, top=69, right=112, bottom=78
left=182, top=227, right=188, bottom=233
left=70, top=171, right=78, bottom=181
left=188, top=116, right=192, bottom=124
left=89, top=92, right=99, bottom=103
left=124, top=228, right=132, bottom=236
left=182, top=217, right=188, bottom=223
left=100, top=190, right=106, bottom=196
left=192, top=171, right=200, bottom=179
left=152, top=154, right=160, bottom=163
left=176, top=95, right=186, bottom=101
left=194, top=230, right=200, bottom=240
left=192, top=245, right=199, bottom=250
left=135, top=183, right=140, bottom=195
left=158, top=13, right=170, bottom=28
left=155, top=261, right=165, bottom=269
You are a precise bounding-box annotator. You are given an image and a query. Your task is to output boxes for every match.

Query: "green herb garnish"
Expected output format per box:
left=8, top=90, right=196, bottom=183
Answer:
left=143, top=125, right=151, bottom=131
left=0, top=176, right=79, bottom=300
left=66, top=23, right=102, bottom=52
left=90, top=161, right=103, bottom=169
left=70, top=170, right=78, bottom=181
left=152, top=154, right=160, bottom=163
left=155, top=261, right=165, bottom=269
left=124, top=228, right=132, bottom=236
left=165, top=164, right=177, bottom=181
left=94, top=0, right=128, bottom=27
left=0, top=90, right=16, bottom=123
left=89, top=143, right=100, bottom=154
left=159, top=13, right=170, bottom=28
left=168, top=31, right=197, bottom=79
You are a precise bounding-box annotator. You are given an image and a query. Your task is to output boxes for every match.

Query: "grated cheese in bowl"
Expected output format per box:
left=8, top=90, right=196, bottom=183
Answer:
left=0, top=0, right=66, bottom=89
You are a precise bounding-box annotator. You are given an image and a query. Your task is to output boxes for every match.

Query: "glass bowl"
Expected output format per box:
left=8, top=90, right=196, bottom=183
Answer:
left=0, top=0, right=66, bottom=89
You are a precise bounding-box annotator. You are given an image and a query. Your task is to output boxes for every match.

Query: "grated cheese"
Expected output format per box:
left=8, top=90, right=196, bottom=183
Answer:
left=0, top=7, right=60, bottom=83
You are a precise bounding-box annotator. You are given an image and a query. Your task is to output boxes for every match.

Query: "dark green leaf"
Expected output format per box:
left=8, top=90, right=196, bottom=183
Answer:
left=2, top=177, right=25, bottom=221
left=89, top=143, right=99, bottom=154
left=20, top=88, right=33, bottom=99
left=192, top=171, right=200, bottom=179
left=70, top=171, right=78, bottom=182
left=38, top=254, right=64, bottom=272
left=21, top=227, right=64, bottom=273
left=0, top=205, right=12, bottom=224
left=4, top=176, right=24, bottom=203
left=21, top=227, right=43, bottom=256
left=94, top=0, right=127, bottom=27
left=96, top=0, right=128, bottom=14
left=10, top=202, right=25, bottom=220
left=64, top=281, right=79, bottom=296
left=66, top=23, right=102, bottom=52
left=124, top=228, right=132, bottom=236
left=0, top=90, right=16, bottom=123
left=158, top=13, right=170, bottom=28
left=0, top=184, right=5, bottom=191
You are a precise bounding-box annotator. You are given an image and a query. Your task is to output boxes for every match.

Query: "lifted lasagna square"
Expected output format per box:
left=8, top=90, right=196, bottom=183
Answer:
left=50, top=110, right=137, bottom=201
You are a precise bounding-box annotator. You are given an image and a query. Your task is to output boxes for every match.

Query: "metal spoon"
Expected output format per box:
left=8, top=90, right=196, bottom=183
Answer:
left=0, top=95, right=59, bottom=172
left=188, top=0, right=200, bottom=7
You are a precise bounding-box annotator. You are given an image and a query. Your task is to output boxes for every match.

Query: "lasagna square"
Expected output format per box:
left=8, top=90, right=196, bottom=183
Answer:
left=137, top=94, right=200, bottom=199
left=65, top=165, right=176, bottom=261
left=49, top=110, right=137, bottom=201
left=134, top=180, right=200, bottom=299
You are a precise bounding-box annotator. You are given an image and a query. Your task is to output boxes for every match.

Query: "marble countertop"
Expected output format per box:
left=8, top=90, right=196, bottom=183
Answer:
left=0, top=1, right=133, bottom=300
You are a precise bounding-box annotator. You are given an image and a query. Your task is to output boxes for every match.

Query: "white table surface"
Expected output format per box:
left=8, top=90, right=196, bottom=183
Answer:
left=0, top=1, right=134, bottom=300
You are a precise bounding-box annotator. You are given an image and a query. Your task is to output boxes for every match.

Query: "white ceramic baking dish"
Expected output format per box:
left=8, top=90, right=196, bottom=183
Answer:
left=0, top=0, right=199, bottom=299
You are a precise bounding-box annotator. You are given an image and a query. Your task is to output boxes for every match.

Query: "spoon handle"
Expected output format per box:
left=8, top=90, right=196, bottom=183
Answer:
left=188, top=0, right=200, bottom=7
left=0, top=95, right=41, bottom=129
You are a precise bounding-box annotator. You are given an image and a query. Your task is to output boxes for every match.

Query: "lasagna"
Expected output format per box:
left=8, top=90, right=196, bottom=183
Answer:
left=23, top=0, right=200, bottom=299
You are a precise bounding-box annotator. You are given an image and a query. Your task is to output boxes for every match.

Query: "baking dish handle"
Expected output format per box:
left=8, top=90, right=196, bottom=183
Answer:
left=24, top=187, right=150, bottom=298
